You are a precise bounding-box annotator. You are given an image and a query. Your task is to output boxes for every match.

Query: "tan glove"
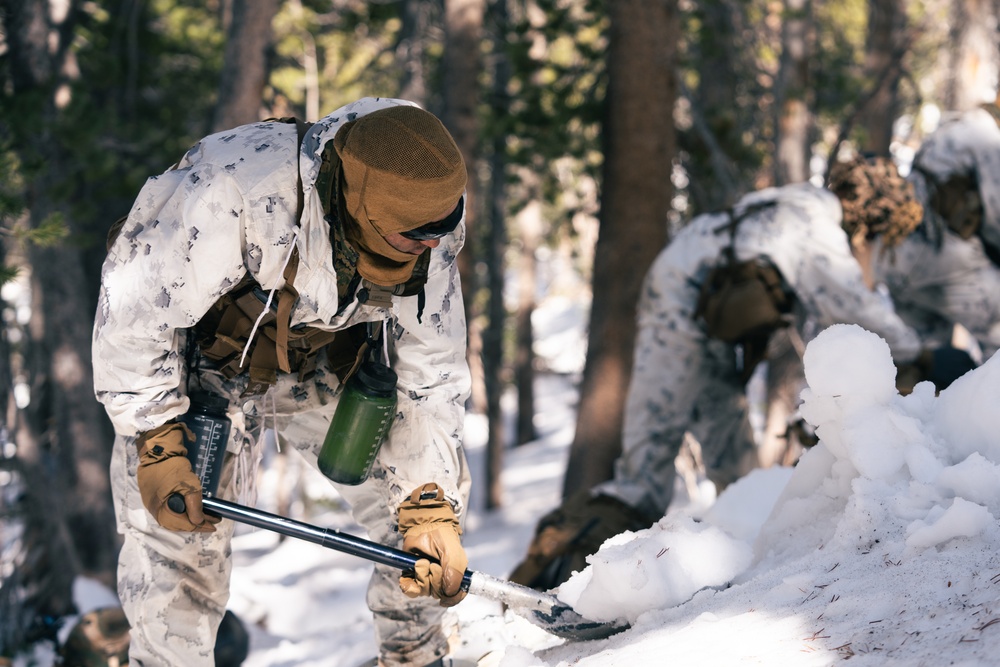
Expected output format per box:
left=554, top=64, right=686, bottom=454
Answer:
left=396, top=483, right=468, bottom=607
left=509, top=490, right=652, bottom=592
left=135, top=422, right=219, bottom=532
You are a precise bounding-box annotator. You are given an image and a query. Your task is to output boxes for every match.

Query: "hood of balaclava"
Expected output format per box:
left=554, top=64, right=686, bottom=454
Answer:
left=827, top=155, right=924, bottom=253
left=332, top=105, right=466, bottom=286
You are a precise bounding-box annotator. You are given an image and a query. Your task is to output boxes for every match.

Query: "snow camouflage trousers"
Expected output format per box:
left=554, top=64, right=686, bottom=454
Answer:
left=110, top=348, right=463, bottom=667
left=596, top=279, right=759, bottom=520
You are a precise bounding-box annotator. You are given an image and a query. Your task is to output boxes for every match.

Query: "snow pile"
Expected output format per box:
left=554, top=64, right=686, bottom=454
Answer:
left=496, top=323, right=1000, bottom=666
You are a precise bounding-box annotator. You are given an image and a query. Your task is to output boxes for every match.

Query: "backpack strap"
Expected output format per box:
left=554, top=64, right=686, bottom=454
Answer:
left=256, top=117, right=313, bottom=379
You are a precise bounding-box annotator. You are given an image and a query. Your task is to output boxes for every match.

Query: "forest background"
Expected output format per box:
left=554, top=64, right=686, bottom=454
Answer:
left=0, top=0, right=997, bottom=660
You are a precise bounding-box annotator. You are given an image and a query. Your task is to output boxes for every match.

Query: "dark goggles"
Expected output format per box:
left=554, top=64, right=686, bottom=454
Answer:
left=400, top=196, right=464, bottom=241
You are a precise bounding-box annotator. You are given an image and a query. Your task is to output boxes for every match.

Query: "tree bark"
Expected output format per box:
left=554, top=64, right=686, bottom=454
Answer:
left=1, top=0, right=118, bottom=650
left=442, top=0, right=486, bottom=412
left=397, top=0, right=430, bottom=105
left=859, top=0, right=906, bottom=156
left=212, top=0, right=280, bottom=132
left=683, top=0, right=750, bottom=211
left=943, top=0, right=997, bottom=111
left=561, top=0, right=677, bottom=498
left=774, top=0, right=813, bottom=184
left=482, top=0, right=511, bottom=510
left=514, top=193, right=540, bottom=446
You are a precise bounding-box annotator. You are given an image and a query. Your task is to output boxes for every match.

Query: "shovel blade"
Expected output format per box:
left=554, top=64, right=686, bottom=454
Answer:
left=467, top=571, right=629, bottom=641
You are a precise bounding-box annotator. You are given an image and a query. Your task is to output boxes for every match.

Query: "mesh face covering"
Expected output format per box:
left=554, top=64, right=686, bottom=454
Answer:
left=828, top=155, right=924, bottom=251
left=333, top=106, right=467, bottom=286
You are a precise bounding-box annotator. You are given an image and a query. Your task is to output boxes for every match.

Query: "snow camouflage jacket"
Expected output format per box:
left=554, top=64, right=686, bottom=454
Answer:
left=93, top=97, right=471, bottom=509
left=654, top=182, right=922, bottom=361
left=873, top=107, right=1000, bottom=358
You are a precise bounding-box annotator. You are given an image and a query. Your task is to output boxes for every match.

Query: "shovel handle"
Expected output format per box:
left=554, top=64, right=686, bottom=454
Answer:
left=167, top=493, right=472, bottom=591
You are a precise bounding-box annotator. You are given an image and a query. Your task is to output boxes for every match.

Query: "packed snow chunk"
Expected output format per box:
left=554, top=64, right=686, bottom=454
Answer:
left=702, top=466, right=794, bottom=542
left=558, top=516, right=752, bottom=624
left=495, top=645, right=550, bottom=667
left=802, top=324, right=897, bottom=409
left=933, top=349, right=1000, bottom=465
left=905, top=497, right=993, bottom=552
left=839, top=405, right=926, bottom=480
left=936, top=453, right=1000, bottom=512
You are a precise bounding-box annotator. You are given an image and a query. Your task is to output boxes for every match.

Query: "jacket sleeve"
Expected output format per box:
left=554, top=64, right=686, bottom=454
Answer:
left=377, top=230, right=472, bottom=516
left=93, top=166, right=250, bottom=436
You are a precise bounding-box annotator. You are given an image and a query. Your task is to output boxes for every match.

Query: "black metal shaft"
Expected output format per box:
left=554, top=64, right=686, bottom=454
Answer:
left=201, top=496, right=474, bottom=590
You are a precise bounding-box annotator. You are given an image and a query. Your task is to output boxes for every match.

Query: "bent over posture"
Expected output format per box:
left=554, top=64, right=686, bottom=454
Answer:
left=94, top=98, right=472, bottom=667
left=510, top=160, right=971, bottom=592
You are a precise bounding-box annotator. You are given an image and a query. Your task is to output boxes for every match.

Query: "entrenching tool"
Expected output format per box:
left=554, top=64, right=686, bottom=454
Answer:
left=168, top=494, right=630, bottom=641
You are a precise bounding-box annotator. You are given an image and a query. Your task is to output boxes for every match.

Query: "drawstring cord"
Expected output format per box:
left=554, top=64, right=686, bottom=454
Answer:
left=235, top=387, right=276, bottom=507
left=239, top=228, right=300, bottom=371
left=381, top=318, right=391, bottom=367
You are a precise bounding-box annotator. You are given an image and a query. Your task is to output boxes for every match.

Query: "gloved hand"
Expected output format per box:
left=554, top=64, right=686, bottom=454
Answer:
left=135, top=422, right=219, bottom=532
left=396, top=483, right=468, bottom=606
left=508, top=490, right=652, bottom=592
left=897, top=346, right=977, bottom=395
left=924, top=345, right=977, bottom=391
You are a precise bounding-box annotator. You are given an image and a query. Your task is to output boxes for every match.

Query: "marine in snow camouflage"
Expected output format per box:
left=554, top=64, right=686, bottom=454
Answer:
left=93, top=97, right=472, bottom=667
left=875, top=105, right=1000, bottom=359
left=594, top=182, right=923, bottom=521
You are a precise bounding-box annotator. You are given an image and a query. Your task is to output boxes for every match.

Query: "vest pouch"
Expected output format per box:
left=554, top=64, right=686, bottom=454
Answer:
left=194, top=277, right=274, bottom=379
left=696, top=259, right=791, bottom=344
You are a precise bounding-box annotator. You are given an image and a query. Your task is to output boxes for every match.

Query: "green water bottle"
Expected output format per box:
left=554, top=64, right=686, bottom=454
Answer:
left=318, top=361, right=398, bottom=485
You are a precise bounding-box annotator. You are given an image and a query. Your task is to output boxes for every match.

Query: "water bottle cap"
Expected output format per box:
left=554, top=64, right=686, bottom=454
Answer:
left=188, top=391, right=229, bottom=414
left=355, top=362, right=398, bottom=395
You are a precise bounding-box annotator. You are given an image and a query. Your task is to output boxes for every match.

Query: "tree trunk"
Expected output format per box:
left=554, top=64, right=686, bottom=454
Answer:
left=514, top=192, right=540, bottom=446
left=859, top=0, right=906, bottom=156
left=943, top=0, right=997, bottom=111
left=683, top=0, right=750, bottom=211
left=1, top=0, right=119, bottom=651
left=289, top=0, right=322, bottom=121
left=774, top=0, right=813, bottom=184
left=442, top=0, right=486, bottom=413
left=212, top=0, right=280, bottom=132
left=561, top=0, right=677, bottom=498
left=397, top=0, right=430, bottom=105
left=482, top=0, right=511, bottom=510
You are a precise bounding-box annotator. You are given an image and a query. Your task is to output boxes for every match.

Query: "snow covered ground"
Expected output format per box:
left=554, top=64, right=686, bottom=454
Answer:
left=62, top=315, right=1000, bottom=666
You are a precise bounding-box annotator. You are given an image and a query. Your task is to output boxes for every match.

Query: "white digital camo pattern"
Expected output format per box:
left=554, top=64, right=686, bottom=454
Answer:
left=874, top=107, right=1000, bottom=358
left=874, top=232, right=1000, bottom=358
left=95, top=97, right=471, bottom=667
left=596, top=183, right=922, bottom=520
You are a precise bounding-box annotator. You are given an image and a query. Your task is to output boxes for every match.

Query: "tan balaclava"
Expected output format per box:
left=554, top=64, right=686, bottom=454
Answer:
left=827, top=155, right=924, bottom=252
left=333, top=105, right=467, bottom=286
